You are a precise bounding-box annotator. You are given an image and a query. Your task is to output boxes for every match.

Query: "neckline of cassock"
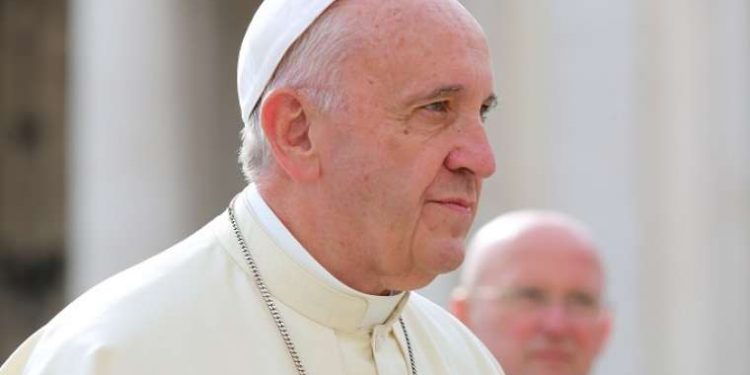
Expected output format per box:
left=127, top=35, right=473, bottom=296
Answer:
left=213, top=188, right=408, bottom=333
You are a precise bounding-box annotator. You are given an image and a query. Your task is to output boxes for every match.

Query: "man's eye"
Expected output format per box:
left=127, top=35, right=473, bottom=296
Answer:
left=567, top=293, right=599, bottom=309
left=423, top=101, right=449, bottom=113
left=480, top=99, right=498, bottom=122
left=517, top=289, right=545, bottom=303
left=504, top=288, right=546, bottom=306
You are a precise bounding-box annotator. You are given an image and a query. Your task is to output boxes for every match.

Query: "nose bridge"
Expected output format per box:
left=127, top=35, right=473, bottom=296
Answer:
left=447, top=117, right=496, bottom=178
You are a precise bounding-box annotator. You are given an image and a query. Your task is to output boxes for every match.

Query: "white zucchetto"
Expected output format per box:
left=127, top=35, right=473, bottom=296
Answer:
left=237, top=0, right=337, bottom=125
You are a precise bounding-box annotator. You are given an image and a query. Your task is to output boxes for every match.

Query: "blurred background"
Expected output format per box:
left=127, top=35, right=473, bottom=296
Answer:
left=0, top=1, right=747, bottom=374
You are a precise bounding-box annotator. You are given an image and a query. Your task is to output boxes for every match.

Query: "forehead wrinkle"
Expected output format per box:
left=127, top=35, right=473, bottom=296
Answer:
left=335, top=1, right=492, bottom=89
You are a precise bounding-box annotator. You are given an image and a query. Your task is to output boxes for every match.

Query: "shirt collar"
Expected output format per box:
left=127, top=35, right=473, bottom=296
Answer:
left=216, top=185, right=407, bottom=331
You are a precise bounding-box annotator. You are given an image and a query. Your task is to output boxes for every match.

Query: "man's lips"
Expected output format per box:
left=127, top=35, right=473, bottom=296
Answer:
left=427, top=198, right=474, bottom=214
left=530, top=348, right=573, bottom=364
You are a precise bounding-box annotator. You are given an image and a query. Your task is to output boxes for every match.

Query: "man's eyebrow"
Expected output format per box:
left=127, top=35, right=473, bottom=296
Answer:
left=419, top=85, right=464, bottom=101
left=404, top=85, right=498, bottom=110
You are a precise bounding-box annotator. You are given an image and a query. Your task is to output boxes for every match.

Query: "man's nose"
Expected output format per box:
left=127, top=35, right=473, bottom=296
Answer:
left=444, top=120, right=496, bottom=178
left=538, top=304, right=572, bottom=337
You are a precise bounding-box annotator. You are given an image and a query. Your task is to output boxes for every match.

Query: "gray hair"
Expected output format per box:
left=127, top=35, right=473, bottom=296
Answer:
left=239, top=2, right=356, bottom=182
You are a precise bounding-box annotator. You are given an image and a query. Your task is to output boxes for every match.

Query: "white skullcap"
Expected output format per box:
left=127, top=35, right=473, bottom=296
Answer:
left=237, top=0, right=338, bottom=125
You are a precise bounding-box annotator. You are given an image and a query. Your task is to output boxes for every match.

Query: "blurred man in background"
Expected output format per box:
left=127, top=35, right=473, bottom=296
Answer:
left=451, top=211, right=611, bottom=375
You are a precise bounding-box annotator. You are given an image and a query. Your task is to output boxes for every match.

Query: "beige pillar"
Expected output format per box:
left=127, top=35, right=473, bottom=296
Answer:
left=638, top=0, right=750, bottom=373
left=67, top=1, right=258, bottom=297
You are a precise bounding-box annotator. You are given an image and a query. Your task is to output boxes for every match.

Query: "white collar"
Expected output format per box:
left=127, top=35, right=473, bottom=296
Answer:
left=242, top=184, right=404, bottom=327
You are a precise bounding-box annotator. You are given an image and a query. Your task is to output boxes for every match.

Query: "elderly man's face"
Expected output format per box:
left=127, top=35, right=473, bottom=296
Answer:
left=468, top=239, right=610, bottom=375
left=314, top=0, right=496, bottom=292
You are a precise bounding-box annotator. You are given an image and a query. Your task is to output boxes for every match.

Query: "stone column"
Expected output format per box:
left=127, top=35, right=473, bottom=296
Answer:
left=638, top=0, right=750, bottom=373
left=67, top=0, right=258, bottom=296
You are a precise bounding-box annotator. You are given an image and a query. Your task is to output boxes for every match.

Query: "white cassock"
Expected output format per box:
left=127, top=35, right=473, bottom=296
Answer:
left=0, top=186, right=504, bottom=374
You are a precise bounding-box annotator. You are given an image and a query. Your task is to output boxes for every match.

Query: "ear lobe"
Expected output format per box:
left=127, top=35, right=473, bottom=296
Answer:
left=450, top=288, right=471, bottom=325
left=594, top=308, right=613, bottom=354
left=260, top=89, right=320, bottom=181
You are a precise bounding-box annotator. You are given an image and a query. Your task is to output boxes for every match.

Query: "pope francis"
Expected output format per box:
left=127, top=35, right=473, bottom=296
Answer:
left=1, top=0, right=504, bottom=374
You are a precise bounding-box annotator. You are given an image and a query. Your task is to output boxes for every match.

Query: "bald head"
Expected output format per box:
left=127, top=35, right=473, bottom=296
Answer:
left=452, top=211, right=611, bottom=375
left=461, top=211, right=601, bottom=291
left=343, top=0, right=485, bottom=44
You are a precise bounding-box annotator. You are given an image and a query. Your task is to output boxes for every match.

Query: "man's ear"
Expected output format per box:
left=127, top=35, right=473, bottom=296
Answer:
left=593, top=307, right=613, bottom=355
left=260, top=88, right=320, bottom=181
left=450, top=287, right=471, bottom=325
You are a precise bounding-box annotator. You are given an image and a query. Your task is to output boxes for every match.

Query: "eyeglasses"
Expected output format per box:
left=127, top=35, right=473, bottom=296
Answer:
left=472, top=286, right=604, bottom=322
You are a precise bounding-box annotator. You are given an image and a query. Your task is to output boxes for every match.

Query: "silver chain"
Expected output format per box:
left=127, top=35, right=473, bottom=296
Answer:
left=398, top=316, right=418, bottom=375
left=227, top=202, right=417, bottom=375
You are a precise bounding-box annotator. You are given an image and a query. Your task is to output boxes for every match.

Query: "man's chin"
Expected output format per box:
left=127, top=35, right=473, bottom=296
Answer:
left=387, top=259, right=462, bottom=292
left=382, top=270, right=437, bottom=293
left=423, top=238, right=466, bottom=273
left=526, top=359, right=576, bottom=375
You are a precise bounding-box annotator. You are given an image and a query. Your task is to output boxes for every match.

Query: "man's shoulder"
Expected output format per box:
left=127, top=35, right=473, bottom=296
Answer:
left=7, top=215, right=268, bottom=373
left=405, top=292, right=470, bottom=335
left=46, top=220, right=228, bottom=332
left=405, top=292, right=504, bottom=374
